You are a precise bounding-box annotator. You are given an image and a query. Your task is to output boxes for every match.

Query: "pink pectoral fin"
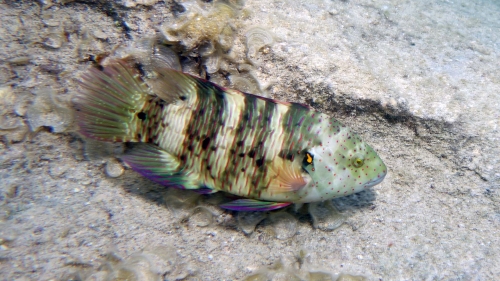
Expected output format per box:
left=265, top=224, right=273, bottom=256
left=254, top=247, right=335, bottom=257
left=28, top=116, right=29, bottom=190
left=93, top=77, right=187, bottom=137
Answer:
left=267, top=177, right=307, bottom=193
left=267, top=160, right=308, bottom=193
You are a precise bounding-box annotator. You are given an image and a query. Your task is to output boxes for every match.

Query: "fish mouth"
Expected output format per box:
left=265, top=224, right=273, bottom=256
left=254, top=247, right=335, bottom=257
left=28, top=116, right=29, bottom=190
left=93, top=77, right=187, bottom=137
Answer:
left=365, top=171, right=387, bottom=188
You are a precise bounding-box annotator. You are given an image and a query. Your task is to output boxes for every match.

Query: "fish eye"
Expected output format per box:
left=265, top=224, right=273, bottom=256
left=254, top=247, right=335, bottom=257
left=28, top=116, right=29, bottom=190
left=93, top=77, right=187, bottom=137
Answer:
left=303, top=152, right=314, bottom=166
left=352, top=156, right=364, bottom=168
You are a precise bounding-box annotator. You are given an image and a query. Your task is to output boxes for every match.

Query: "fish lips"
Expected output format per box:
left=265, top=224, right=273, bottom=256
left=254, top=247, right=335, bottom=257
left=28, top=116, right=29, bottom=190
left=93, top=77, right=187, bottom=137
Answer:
left=364, top=170, right=387, bottom=188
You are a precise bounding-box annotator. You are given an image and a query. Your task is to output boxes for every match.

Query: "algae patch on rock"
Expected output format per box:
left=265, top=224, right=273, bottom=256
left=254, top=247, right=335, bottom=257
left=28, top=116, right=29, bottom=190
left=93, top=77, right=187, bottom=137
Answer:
left=26, top=89, right=74, bottom=133
left=161, top=2, right=237, bottom=53
left=0, top=86, right=28, bottom=143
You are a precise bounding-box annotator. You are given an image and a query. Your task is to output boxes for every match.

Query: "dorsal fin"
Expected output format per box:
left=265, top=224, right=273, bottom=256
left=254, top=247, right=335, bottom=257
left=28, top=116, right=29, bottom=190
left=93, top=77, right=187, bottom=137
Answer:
left=147, top=66, right=226, bottom=104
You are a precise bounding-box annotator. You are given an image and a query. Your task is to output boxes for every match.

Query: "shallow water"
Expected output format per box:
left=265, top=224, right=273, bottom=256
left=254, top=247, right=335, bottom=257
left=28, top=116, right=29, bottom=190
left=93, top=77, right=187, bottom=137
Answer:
left=1, top=0, right=499, bottom=280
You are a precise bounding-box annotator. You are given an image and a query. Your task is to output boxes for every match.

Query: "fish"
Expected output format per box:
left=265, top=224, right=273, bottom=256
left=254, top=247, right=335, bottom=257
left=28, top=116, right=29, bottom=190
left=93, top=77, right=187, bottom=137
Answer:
left=74, top=59, right=387, bottom=211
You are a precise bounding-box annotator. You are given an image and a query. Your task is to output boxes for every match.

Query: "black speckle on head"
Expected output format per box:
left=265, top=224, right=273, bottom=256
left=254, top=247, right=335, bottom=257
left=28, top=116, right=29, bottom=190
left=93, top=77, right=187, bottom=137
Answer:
left=230, top=149, right=236, bottom=154
left=247, top=150, right=256, bottom=158
left=201, top=137, right=211, bottom=150
left=210, top=146, right=217, bottom=151
left=236, top=140, right=244, bottom=146
left=187, top=145, right=193, bottom=151
left=286, top=153, right=294, bottom=161
left=238, top=153, right=245, bottom=157
left=243, top=113, right=250, bottom=120
left=241, top=168, right=245, bottom=172
left=137, top=112, right=146, bottom=120
left=137, top=133, right=142, bottom=139
left=180, top=96, right=187, bottom=101
left=207, top=165, right=211, bottom=170
left=180, top=155, right=187, bottom=161
left=256, top=158, right=264, bottom=168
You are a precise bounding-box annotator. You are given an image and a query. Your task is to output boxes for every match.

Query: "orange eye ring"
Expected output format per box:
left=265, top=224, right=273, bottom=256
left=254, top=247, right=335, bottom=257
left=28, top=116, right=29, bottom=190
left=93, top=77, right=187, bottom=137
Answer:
left=302, top=152, right=314, bottom=167
left=306, top=153, right=313, bottom=164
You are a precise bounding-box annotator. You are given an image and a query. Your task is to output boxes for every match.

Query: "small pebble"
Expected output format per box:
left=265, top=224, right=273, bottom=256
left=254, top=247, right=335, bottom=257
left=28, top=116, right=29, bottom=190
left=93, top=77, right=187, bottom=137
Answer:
left=0, top=225, right=17, bottom=245
left=8, top=56, right=31, bottom=65
left=43, top=32, right=63, bottom=49
left=244, top=273, right=268, bottom=281
left=189, top=207, right=213, bottom=227
left=49, top=165, right=69, bottom=178
left=93, top=30, right=108, bottom=40
left=308, top=201, right=346, bottom=231
left=105, top=159, right=124, bottom=178
left=164, top=189, right=199, bottom=220
left=237, top=211, right=267, bottom=235
left=203, top=54, right=221, bottom=74
left=272, top=271, right=301, bottom=281
left=0, top=207, right=10, bottom=223
left=269, top=212, right=298, bottom=240
left=336, top=274, right=367, bottom=281
left=26, top=89, right=73, bottom=133
left=142, top=245, right=177, bottom=274
left=245, top=27, right=274, bottom=60
left=307, top=271, right=333, bottom=281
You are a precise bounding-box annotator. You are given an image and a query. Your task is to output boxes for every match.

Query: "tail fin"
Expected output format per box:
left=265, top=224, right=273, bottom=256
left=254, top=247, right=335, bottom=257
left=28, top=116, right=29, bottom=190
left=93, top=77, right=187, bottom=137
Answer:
left=74, top=60, right=153, bottom=142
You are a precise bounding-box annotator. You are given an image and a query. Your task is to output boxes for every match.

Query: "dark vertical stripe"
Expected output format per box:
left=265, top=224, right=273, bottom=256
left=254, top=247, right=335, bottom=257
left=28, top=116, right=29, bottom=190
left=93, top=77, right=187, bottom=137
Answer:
left=178, top=79, right=226, bottom=181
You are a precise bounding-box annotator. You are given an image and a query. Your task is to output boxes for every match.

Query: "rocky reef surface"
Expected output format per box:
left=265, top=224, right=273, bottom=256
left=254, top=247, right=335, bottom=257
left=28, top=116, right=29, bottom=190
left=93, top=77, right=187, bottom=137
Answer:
left=0, top=0, right=499, bottom=280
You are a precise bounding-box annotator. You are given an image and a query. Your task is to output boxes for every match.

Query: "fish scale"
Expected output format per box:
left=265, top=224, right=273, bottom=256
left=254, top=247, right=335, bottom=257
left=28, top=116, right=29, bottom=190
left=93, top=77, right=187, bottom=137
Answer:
left=75, top=60, right=387, bottom=211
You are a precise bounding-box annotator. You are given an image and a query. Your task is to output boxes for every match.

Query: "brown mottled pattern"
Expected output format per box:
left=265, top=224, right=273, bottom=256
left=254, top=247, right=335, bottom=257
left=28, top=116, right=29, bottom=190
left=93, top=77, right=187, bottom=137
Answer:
left=144, top=82, right=313, bottom=199
left=131, top=80, right=356, bottom=202
left=76, top=61, right=386, bottom=205
left=279, top=103, right=344, bottom=157
left=136, top=97, right=165, bottom=143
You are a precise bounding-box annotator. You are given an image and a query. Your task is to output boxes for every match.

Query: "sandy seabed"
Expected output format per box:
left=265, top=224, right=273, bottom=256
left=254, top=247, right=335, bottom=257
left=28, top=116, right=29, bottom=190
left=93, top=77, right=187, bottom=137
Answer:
left=1, top=0, right=499, bottom=280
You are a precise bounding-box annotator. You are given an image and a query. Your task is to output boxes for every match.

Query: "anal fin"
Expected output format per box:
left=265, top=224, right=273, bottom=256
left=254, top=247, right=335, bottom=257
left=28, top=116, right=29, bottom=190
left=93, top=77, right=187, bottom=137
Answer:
left=121, top=143, right=198, bottom=189
left=219, top=199, right=291, bottom=211
left=193, top=187, right=218, bottom=194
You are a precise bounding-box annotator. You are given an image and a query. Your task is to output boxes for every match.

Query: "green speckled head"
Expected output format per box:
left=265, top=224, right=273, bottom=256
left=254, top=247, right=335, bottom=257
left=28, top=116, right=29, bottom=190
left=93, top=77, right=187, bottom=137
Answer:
left=297, top=116, right=387, bottom=202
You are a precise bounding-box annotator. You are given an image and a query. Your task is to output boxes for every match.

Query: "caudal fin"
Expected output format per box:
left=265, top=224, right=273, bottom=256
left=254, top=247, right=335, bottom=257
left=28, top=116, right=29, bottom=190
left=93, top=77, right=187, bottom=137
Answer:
left=74, top=60, right=152, bottom=142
